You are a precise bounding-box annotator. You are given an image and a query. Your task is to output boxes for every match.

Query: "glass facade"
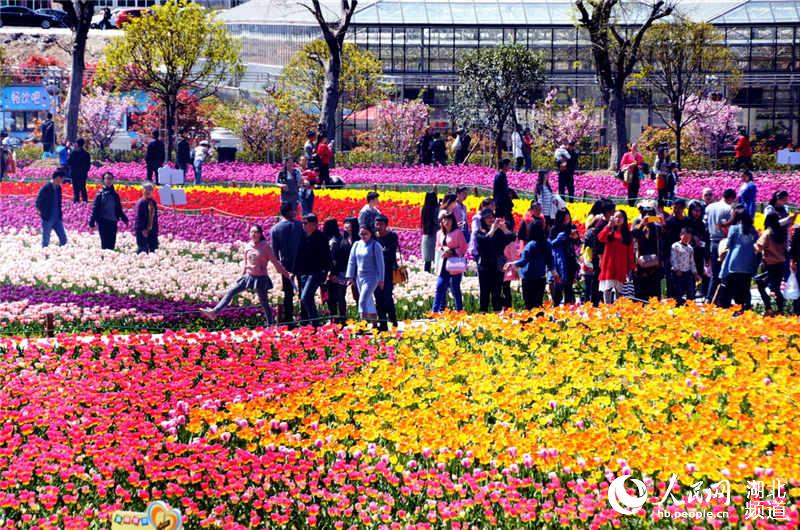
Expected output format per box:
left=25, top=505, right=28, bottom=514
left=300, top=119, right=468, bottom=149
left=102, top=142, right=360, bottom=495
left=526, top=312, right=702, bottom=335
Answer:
left=222, top=0, right=800, bottom=142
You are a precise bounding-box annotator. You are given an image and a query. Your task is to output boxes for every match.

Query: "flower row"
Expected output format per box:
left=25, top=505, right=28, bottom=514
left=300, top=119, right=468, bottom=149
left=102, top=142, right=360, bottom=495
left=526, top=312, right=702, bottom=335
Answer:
left=0, top=303, right=798, bottom=528
left=11, top=161, right=800, bottom=202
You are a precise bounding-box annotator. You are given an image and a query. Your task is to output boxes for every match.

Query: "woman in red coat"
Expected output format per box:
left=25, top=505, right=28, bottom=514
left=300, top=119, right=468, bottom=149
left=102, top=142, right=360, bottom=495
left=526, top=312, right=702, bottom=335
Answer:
left=598, top=209, right=635, bottom=304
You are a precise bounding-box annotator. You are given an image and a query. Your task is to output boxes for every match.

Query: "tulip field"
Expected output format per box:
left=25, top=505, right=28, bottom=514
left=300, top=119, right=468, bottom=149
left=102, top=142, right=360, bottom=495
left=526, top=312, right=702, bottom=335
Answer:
left=0, top=166, right=799, bottom=528
left=12, top=160, right=800, bottom=202
left=0, top=304, right=799, bottom=528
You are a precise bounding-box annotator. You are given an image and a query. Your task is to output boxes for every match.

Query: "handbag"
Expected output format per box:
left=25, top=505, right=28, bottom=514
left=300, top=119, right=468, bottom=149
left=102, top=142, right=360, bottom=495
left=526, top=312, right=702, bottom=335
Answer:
left=637, top=254, right=660, bottom=269
left=392, top=252, right=408, bottom=285
left=445, top=255, right=467, bottom=275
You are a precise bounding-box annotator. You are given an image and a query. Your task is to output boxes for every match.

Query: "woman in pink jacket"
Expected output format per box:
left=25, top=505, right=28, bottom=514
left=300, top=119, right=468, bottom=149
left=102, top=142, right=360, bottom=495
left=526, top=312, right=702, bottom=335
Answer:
left=598, top=210, right=636, bottom=304
left=620, top=143, right=645, bottom=207
left=432, top=211, right=468, bottom=312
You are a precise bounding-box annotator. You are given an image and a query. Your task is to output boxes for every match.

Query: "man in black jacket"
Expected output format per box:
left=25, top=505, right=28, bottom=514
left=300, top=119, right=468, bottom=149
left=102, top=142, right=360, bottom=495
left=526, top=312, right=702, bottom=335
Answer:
left=270, top=203, right=303, bottom=324
left=89, top=172, right=129, bottom=250
left=145, top=130, right=165, bottom=183
left=175, top=135, right=191, bottom=178
left=375, top=214, right=399, bottom=331
left=67, top=138, right=91, bottom=203
left=35, top=170, right=67, bottom=247
left=135, top=182, right=159, bottom=253
left=295, top=213, right=331, bottom=327
left=41, top=113, right=55, bottom=154
left=493, top=158, right=514, bottom=229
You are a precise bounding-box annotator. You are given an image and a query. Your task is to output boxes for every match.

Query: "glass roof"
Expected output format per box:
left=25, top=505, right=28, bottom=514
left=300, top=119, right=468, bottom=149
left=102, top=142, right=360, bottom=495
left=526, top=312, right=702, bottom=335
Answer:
left=220, top=0, right=800, bottom=27
left=712, top=1, right=800, bottom=23
left=353, top=0, right=576, bottom=25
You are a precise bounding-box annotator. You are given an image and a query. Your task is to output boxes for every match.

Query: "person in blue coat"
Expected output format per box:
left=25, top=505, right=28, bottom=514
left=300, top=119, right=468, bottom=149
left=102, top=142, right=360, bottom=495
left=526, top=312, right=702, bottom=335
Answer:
left=346, top=224, right=385, bottom=323
left=737, top=170, right=757, bottom=218
left=504, top=220, right=555, bottom=309
left=549, top=208, right=580, bottom=306
left=720, top=205, right=759, bottom=312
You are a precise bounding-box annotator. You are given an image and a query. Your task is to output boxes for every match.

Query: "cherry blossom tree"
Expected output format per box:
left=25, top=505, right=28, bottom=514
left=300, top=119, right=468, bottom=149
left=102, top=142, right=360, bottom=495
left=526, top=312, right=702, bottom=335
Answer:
left=369, top=99, right=430, bottom=163
left=233, top=98, right=280, bottom=161
left=684, top=97, right=740, bottom=160
left=78, top=89, right=132, bottom=155
left=531, top=89, right=601, bottom=149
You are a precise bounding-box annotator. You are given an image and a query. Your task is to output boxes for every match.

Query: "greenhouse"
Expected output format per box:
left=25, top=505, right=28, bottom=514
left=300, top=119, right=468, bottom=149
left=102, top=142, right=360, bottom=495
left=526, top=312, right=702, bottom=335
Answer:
left=220, top=0, right=800, bottom=143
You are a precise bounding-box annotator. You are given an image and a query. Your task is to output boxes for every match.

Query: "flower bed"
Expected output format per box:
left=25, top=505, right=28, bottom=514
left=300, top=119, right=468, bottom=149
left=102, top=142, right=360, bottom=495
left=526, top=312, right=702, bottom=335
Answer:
left=0, top=229, right=480, bottom=334
left=11, top=161, right=800, bottom=203
left=0, top=303, right=798, bottom=528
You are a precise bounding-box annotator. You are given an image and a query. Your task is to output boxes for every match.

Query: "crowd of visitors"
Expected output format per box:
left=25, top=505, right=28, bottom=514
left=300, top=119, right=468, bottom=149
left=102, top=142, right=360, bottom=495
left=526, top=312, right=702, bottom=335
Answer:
left=426, top=162, right=799, bottom=316
left=30, top=131, right=800, bottom=328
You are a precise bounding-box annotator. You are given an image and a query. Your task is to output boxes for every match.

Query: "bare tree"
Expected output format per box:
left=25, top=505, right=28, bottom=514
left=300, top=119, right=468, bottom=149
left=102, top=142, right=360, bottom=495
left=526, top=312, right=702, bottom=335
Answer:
left=299, top=0, right=358, bottom=142
left=575, top=0, right=676, bottom=169
left=56, top=0, right=95, bottom=142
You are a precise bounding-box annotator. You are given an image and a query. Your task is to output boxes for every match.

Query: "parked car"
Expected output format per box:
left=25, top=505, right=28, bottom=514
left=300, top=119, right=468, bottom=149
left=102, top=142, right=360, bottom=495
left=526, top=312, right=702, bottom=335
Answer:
left=90, top=7, right=119, bottom=29
left=34, top=8, right=71, bottom=27
left=0, top=6, right=59, bottom=28
left=114, top=8, right=149, bottom=27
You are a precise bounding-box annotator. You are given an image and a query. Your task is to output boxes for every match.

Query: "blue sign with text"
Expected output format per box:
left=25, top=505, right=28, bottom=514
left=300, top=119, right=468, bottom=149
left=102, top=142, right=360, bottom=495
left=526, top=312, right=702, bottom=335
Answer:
left=1, top=86, right=52, bottom=111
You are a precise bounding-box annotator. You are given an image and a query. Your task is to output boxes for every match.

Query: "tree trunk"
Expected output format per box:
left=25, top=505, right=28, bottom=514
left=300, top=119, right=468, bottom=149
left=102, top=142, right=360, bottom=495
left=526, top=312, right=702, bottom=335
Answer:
left=165, top=97, right=177, bottom=162
left=64, top=12, right=90, bottom=142
left=494, top=117, right=506, bottom=164
left=320, top=38, right=341, bottom=143
left=673, top=107, right=683, bottom=167
left=608, top=89, right=627, bottom=171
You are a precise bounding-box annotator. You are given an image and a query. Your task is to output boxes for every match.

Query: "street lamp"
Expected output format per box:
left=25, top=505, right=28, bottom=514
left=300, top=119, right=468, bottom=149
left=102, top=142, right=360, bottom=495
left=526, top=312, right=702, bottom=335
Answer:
left=43, top=66, right=62, bottom=116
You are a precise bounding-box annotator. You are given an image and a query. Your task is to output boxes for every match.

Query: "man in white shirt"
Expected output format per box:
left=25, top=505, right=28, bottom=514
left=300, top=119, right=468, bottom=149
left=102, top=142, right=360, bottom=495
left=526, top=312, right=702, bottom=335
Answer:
left=511, top=125, right=524, bottom=171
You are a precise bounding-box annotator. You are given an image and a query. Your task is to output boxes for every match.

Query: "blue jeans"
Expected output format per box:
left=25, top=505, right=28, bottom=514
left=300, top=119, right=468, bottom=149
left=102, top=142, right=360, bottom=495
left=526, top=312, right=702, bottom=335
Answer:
left=42, top=218, right=67, bottom=247
left=432, top=273, right=463, bottom=312
left=357, top=275, right=379, bottom=316
left=193, top=160, right=203, bottom=184
left=213, top=278, right=273, bottom=325
left=299, top=272, right=324, bottom=325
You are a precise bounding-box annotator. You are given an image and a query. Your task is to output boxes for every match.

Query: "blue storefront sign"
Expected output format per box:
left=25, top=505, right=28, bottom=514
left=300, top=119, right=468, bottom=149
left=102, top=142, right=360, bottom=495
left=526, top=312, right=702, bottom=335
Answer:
left=1, top=86, right=52, bottom=111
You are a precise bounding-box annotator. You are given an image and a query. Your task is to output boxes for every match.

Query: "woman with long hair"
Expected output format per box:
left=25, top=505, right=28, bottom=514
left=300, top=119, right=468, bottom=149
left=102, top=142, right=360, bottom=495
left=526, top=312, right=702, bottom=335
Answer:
left=631, top=208, right=664, bottom=301
left=432, top=211, right=468, bottom=312
left=343, top=216, right=360, bottom=302
left=201, top=225, right=291, bottom=325
left=505, top=219, right=553, bottom=309
left=597, top=210, right=635, bottom=303
left=346, top=224, right=385, bottom=323
left=323, top=218, right=350, bottom=324
left=535, top=170, right=557, bottom=230
left=548, top=208, right=579, bottom=305
left=653, top=145, right=671, bottom=207
left=686, top=200, right=710, bottom=296
left=581, top=199, right=616, bottom=305
left=755, top=212, right=787, bottom=315
left=420, top=192, right=439, bottom=273
left=474, top=208, right=515, bottom=312
left=720, top=205, right=759, bottom=312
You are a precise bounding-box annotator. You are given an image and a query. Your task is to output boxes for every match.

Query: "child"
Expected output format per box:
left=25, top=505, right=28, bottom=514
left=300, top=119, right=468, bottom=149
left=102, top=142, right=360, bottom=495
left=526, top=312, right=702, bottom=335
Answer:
left=299, top=178, right=315, bottom=215
left=671, top=227, right=699, bottom=305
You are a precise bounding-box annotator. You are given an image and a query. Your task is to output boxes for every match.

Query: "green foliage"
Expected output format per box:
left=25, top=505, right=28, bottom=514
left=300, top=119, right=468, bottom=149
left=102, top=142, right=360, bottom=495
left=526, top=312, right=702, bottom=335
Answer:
left=451, top=44, right=546, bottom=154
left=279, top=40, right=388, bottom=119
left=634, top=19, right=739, bottom=162
left=13, top=145, right=44, bottom=162
left=95, top=0, right=243, bottom=157
left=97, top=1, right=242, bottom=97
